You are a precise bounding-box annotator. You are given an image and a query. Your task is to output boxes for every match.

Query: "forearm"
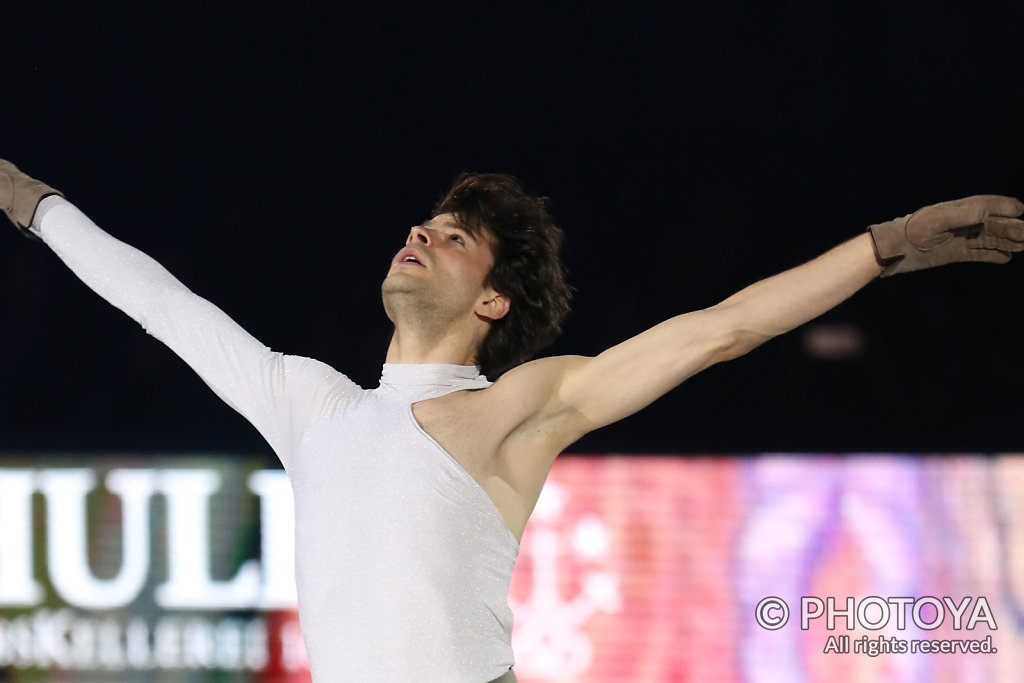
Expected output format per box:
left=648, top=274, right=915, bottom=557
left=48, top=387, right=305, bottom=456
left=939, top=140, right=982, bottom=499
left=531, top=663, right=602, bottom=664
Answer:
left=31, top=199, right=359, bottom=470
left=35, top=200, right=288, bottom=442
left=711, top=232, right=883, bottom=358
left=35, top=200, right=269, bottom=373
left=38, top=201, right=203, bottom=330
left=538, top=195, right=1022, bottom=440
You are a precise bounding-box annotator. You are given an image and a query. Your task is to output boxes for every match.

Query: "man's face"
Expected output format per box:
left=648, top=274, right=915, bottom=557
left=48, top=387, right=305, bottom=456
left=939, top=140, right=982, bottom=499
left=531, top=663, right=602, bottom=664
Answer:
left=382, top=213, right=500, bottom=324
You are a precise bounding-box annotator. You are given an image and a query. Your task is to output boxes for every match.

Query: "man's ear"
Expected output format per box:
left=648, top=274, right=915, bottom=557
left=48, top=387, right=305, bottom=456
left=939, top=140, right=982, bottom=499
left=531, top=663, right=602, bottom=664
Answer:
left=475, top=290, right=510, bottom=322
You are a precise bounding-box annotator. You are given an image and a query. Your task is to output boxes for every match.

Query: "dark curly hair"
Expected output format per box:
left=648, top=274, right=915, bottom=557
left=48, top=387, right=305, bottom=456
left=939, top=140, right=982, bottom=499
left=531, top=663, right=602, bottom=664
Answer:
left=434, top=173, right=571, bottom=378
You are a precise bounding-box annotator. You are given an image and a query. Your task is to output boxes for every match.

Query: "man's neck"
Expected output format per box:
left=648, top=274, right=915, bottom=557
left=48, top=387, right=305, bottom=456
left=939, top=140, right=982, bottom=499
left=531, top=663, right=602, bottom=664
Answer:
left=384, top=328, right=481, bottom=367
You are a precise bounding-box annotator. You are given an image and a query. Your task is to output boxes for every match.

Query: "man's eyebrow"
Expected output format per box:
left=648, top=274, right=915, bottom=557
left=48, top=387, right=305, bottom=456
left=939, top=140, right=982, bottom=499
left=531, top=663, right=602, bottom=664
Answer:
left=425, top=216, right=479, bottom=241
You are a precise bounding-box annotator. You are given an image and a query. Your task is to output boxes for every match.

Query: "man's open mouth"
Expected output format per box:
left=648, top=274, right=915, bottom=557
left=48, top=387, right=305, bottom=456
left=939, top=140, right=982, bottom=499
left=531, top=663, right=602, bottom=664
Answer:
left=395, top=247, right=426, bottom=267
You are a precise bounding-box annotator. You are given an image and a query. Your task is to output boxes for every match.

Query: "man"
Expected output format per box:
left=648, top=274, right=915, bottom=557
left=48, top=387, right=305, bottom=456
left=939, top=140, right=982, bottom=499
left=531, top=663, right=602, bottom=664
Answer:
left=2, top=159, right=1023, bottom=682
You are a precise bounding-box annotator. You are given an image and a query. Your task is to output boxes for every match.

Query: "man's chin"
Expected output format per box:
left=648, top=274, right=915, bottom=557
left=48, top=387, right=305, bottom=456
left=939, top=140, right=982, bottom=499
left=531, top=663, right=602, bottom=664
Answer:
left=381, top=276, right=429, bottom=308
left=382, top=269, right=421, bottom=292
left=383, top=265, right=428, bottom=283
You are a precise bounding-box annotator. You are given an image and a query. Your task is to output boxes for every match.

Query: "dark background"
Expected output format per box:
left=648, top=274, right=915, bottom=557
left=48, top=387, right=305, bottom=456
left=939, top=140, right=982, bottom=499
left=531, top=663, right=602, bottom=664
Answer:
left=2, top=2, right=1023, bottom=457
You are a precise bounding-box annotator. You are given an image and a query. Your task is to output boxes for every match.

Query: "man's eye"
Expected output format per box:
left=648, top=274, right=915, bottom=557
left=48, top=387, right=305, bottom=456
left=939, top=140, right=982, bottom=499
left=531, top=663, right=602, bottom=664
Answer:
left=452, top=235, right=465, bottom=244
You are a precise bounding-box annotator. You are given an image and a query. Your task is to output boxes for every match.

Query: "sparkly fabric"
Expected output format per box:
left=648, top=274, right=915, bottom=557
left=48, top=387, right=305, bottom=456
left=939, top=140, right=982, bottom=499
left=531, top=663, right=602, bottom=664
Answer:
left=31, top=193, right=63, bottom=230
left=37, top=199, right=520, bottom=682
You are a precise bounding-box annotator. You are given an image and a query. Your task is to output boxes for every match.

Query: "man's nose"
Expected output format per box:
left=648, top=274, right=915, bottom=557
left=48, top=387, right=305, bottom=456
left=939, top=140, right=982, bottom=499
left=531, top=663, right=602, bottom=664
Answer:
left=407, top=225, right=433, bottom=246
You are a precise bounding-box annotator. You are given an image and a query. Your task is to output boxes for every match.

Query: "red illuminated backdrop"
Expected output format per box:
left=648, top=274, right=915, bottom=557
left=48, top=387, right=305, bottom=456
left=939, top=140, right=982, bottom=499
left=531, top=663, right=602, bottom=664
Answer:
left=0, top=454, right=1020, bottom=682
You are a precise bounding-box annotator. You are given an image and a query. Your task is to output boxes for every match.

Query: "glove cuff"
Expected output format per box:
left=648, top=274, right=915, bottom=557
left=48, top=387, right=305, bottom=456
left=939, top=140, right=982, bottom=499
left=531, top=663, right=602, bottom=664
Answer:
left=0, top=160, right=64, bottom=239
left=868, top=215, right=910, bottom=277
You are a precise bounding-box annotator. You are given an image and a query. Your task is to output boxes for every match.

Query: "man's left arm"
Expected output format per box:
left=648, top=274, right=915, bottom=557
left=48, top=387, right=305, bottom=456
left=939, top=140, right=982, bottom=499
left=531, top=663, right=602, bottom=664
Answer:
left=541, top=195, right=1024, bottom=442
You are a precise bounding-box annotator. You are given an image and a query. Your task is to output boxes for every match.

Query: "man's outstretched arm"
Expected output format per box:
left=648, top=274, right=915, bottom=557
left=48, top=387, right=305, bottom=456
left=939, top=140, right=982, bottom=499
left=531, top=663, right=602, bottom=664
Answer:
left=1, top=159, right=357, bottom=469
left=554, top=232, right=883, bottom=436
left=509, top=195, right=1024, bottom=448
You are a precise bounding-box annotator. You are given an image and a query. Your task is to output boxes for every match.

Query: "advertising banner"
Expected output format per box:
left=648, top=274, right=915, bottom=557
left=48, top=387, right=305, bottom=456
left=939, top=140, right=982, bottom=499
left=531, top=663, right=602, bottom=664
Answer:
left=0, top=454, right=1020, bottom=682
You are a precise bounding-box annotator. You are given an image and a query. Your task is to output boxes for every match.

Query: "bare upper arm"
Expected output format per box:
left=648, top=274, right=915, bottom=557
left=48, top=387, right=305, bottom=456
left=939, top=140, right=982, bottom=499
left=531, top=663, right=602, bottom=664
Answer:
left=479, top=312, right=735, bottom=530
left=558, top=308, right=739, bottom=432
left=497, top=307, right=739, bottom=453
left=476, top=307, right=737, bottom=519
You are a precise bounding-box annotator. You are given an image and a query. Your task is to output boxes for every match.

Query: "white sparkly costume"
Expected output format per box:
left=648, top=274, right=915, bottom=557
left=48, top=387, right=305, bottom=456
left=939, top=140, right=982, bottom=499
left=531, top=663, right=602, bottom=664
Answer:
left=34, top=199, right=519, bottom=682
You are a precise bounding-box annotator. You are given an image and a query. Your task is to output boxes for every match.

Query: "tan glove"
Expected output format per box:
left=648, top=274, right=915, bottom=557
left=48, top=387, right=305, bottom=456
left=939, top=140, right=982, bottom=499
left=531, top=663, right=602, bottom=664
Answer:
left=869, top=195, right=1024, bottom=277
left=0, top=159, right=63, bottom=238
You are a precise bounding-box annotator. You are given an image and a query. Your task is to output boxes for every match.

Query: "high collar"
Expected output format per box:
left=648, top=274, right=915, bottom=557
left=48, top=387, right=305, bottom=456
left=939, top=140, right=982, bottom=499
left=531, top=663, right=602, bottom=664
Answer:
left=379, top=363, right=491, bottom=391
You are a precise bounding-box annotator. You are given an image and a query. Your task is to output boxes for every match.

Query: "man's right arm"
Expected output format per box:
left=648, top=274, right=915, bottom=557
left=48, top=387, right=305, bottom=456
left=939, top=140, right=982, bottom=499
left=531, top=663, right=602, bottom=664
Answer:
left=3, top=162, right=358, bottom=470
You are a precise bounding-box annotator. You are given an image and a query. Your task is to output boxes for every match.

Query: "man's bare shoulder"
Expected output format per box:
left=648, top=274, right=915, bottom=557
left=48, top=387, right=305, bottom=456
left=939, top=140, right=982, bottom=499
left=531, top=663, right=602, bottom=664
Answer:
left=485, top=354, right=588, bottom=408
left=478, top=354, right=593, bottom=453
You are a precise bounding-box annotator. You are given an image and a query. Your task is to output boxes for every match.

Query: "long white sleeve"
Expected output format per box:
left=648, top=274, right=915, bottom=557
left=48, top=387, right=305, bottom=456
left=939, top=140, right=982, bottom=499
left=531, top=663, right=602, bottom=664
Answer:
left=35, top=199, right=360, bottom=471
